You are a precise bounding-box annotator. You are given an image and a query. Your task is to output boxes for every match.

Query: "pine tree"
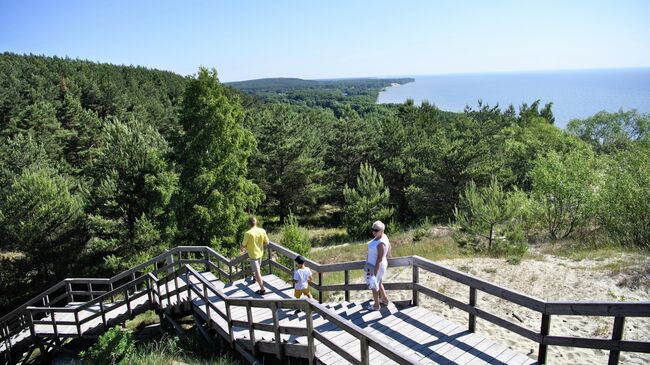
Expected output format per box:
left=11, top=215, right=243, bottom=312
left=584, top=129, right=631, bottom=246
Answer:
left=1, top=166, right=85, bottom=281
left=85, top=118, right=179, bottom=270
left=326, top=105, right=370, bottom=203
left=453, top=177, right=513, bottom=251
left=343, top=163, right=394, bottom=239
left=177, top=68, right=261, bottom=253
left=4, top=100, right=70, bottom=162
left=249, top=104, right=327, bottom=222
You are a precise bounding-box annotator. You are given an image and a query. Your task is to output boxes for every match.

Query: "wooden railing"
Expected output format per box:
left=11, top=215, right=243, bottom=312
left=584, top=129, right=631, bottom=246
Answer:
left=183, top=264, right=419, bottom=364
left=2, top=242, right=650, bottom=365
left=263, top=242, right=650, bottom=365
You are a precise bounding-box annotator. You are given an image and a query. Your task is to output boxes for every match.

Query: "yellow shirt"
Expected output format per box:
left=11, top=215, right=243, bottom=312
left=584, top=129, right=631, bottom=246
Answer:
left=242, top=226, right=269, bottom=260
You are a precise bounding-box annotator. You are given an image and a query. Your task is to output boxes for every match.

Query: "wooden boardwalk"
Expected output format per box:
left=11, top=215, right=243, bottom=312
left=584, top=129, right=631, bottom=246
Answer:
left=11, top=272, right=535, bottom=364
left=191, top=272, right=536, bottom=365
left=2, top=245, right=648, bottom=365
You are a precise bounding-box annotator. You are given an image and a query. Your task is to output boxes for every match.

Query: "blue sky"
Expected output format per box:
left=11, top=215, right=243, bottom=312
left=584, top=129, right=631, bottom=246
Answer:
left=1, top=0, right=649, bottom=82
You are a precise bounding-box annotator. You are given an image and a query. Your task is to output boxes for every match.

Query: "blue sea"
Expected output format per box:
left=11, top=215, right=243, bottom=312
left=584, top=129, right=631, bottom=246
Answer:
left=377, top=68, right=650, bottom=128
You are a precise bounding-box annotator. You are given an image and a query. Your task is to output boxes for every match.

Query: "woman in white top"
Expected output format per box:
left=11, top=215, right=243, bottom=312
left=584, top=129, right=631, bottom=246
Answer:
left=366, top=220, right=390, bottom=311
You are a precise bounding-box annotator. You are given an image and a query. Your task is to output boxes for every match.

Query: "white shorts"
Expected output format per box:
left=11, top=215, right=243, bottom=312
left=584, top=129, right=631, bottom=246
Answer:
left=375, top=260, right=388, bottom=283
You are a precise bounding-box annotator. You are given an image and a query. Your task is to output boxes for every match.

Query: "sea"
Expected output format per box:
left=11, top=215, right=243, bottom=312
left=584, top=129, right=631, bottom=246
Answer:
left=377, top=68, right=650, bottom=129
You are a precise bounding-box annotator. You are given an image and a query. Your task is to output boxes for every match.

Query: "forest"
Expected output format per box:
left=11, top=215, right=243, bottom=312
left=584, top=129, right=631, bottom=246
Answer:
left=0, top=52, right=648, bottom=316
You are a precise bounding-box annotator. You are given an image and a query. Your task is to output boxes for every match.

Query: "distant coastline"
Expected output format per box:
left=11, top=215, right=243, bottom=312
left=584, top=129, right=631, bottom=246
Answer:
left=377, top=68, right=650, bottom=128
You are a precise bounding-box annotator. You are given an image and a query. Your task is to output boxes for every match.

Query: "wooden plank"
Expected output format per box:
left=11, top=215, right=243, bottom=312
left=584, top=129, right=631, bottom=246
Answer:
left=545, top=302, right=650, bottom=316
left=414, top=321, right=465, bottom=359
left=450, top=337, right=490, bottom=365
left=370, top=312, right=431, bottom=362
left=493, top=346, right=520, bottom=364
left=506, top=351, right=536, bottom=365
left=314, top=331, right=360, bottom=365
left=543, top=335, right=650, bottom=353
left=422, top=323, right=467, bottom=359
left=429, top=331, right=484, bottom=365
left=368, top=307, right=444, bottom=362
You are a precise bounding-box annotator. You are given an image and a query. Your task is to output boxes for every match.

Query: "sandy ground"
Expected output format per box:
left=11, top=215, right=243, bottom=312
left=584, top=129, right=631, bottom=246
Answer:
left=332, top=249, right=650, bottom=364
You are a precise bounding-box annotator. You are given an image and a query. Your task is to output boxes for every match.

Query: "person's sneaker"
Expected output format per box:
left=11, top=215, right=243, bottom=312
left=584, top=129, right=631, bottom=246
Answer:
left=255, top=289, right=267, bottom=295
left=293, top=309, right=301, bottom=316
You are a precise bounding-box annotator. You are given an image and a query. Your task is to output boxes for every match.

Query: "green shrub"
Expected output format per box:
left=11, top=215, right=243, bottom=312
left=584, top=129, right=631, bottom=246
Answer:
left=279, top=213, right=311, bottom=268
left=530, top=147, right=598, bottom=239
left=598, top=145, right=650, bottom=248
left=80, top=327, right=135, bottom=365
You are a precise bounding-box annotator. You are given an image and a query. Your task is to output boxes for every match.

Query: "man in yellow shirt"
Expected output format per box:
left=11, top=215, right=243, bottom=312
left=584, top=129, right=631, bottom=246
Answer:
left=241, top=216, right=269, bottom=295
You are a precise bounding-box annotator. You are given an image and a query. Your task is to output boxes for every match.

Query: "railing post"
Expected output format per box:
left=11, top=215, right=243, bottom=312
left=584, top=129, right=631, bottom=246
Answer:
left=225, top=301, right=234, bottom=346
left=305, top=303, right=315, bottom=365
left=109, top=282, right=115, bottom=303
left=173, top=269, right=181, bottom=305
left=608, top=316, right=625, bottom=365
left=538, top=314, right=551, bottom=364
left=412, top=264, right=419, bottom=306
left=203, top=282, right=211, bottom=324
left=165, top=252, right=174, bottom=275
left=344, top=270, right=350, bottom=302
left=99, top=301, right=107, bottom=329
left=125, top=286, right=132, bottom=317
left=51, top=309, right=59, bottom=339
left=186, top=271, right=192, bottom=306
left=146, top=278, right=153, bottom=306
left=28, top=311, right=36, bottom=339
left=267, top=245, right=273, bottom=275
left=318, top=272, right=323, bottom=304
left=66, top=281, right=73, bottom=303
left=246, top=303, right=257, bottom=356
left=74, top=310, right=81, bottom=337
left=469, top=287, right=476, bottom=333
left=271, top=302, right=283, bottom=360
left=204, top=248, right=210, bottom=272
left=164, top=273, right=171, bottom=307
left=360, top=336, right=369, bottom=365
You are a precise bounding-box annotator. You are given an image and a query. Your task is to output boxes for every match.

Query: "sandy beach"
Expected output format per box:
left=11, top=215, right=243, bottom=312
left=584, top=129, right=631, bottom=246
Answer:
left=330, top=249, right=650, bottom=364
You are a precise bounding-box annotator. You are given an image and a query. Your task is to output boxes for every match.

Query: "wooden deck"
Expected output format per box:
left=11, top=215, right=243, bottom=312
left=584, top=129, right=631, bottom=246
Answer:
left=191, top=272, right=537, bottom=365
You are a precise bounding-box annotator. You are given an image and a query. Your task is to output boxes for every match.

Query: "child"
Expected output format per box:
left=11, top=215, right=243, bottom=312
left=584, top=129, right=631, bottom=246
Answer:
left=292, top=255, right=312, bottom=315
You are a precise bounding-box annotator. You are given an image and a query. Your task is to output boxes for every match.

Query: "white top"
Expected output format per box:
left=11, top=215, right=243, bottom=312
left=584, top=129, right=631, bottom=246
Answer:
left=367, top=234, right=390, bottom=265
left=294, top=266, right=312, bottom=290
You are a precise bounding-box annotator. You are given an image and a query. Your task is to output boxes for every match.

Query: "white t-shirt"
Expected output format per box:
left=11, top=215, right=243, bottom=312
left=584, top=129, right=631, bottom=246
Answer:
left=367, top=234, right=390, bottom=265
left=294, top=267, right=312, bottom=290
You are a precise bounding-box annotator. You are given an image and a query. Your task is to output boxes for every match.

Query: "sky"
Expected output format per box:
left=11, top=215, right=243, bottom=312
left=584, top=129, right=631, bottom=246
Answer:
left=1, top=0, right=649, bottom=82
